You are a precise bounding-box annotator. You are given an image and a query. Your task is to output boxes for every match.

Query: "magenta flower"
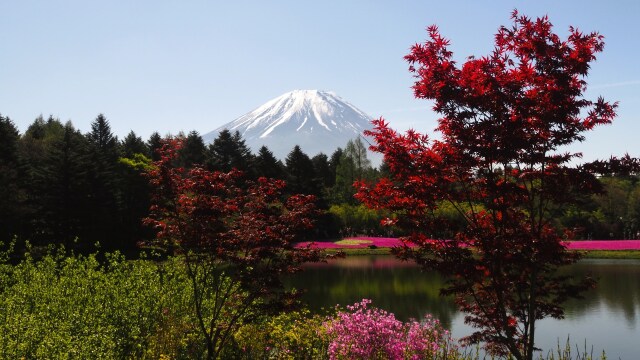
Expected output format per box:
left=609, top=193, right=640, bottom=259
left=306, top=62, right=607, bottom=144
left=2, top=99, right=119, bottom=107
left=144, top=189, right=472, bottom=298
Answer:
left=323, top=299, right=454, bottom=359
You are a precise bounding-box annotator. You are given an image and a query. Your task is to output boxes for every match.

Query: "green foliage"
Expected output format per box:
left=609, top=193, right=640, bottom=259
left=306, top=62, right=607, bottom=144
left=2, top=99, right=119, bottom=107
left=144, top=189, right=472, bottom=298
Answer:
left=121, top=131, right=150, bottom=159
left=0, top=245, right=203, bottom=359
left=556, top=175, right=640, bottom=240
left=332, top=138, right=373, bottom=204
left=286, top=145, right=321, bottom=196
left=147, top=132, right=164, bottom=161
left=254, top=145, right=287, bottom=180
left=227, top=309, right=330, bottom=359
left=0, top=115, right=23, bottom=242
left=0, top=242, right=615, bottom=359
left=329, top=203, right=393, bottom=236
left=178, top=130, right=207, bottom=168
left=119, top=153, right=154, bottom=172
left=205, top=129, right=253, bottom=173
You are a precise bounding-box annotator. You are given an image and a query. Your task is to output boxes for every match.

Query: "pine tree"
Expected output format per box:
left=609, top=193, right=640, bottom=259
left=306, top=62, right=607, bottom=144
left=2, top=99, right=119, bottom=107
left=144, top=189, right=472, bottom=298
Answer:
left=147, top=132, right=163, bottom=161
left=18, top=116, right=66, bottom=242
left=36, top=121, right=91, bottom=245
left=86, top=114, right=122, bottom=248
left=121, top=130, right=149, bottom=158
left=253, top=145, right=286, bottom=179
left=328, top=147, right=343, bottom=188
left=205, top=129, right=253, bottom=174
left=0, top=114, right=23, bottom=241
left=312, top=153, right=333, bottom=188
left=285, top=145, right=320, bottom=196
left=178, top=130, right=206, bottom=168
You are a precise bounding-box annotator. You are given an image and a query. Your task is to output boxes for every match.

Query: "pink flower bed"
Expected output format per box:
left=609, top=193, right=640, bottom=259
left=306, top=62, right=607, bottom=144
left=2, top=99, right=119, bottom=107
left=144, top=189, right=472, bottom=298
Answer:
left=298, top=237, right=640, bottom=250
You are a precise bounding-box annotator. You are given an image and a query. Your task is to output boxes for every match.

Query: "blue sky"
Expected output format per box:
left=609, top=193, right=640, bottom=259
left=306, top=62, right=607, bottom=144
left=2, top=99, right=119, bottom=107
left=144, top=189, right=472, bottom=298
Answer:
left=1, top=0, right=638, bottom=161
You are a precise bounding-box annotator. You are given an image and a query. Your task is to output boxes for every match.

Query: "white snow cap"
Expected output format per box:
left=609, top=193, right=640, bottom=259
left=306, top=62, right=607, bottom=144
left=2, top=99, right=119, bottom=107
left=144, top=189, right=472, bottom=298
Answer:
left=202, top=89, right=378, bottom=163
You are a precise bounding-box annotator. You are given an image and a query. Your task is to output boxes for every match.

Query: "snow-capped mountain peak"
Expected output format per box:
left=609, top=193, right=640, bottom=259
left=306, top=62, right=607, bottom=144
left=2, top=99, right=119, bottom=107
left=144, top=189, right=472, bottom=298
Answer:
left=222, top=90, right=370, bottom=139
left=203, top=90, right=375, bottom=161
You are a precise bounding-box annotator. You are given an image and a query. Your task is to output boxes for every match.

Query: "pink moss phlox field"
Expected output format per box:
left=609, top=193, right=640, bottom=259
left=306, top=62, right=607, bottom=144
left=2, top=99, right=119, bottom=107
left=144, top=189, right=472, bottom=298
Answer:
left=322, top=299, right=453, bottom=360
left=298, top=238, right=640, bottom=250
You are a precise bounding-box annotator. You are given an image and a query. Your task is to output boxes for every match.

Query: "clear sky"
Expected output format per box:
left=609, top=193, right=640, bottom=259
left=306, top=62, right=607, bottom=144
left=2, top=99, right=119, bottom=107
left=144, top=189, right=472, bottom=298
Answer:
left=1, top=0, right=638, bottom=161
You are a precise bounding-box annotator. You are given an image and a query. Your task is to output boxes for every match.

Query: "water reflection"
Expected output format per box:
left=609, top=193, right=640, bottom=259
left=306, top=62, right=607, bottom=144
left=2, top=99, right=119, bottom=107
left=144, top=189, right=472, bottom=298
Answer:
left=565, top=260, right=640, bottom=326
left=287, top=256, right=458, bottom=326
left=288, top=256, right=640, bottom=359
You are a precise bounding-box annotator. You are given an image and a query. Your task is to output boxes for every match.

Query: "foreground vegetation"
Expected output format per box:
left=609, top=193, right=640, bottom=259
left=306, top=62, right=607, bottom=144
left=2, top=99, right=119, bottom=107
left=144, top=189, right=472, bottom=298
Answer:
left=0, top=243, right=464, bottom=359
left=0, top=244, right=611, bottom=359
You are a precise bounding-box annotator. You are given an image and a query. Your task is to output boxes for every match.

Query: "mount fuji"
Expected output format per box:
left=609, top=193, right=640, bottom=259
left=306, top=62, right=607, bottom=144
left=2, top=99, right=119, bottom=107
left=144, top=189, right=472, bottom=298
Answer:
left=202, top=90, right=377, bottom=162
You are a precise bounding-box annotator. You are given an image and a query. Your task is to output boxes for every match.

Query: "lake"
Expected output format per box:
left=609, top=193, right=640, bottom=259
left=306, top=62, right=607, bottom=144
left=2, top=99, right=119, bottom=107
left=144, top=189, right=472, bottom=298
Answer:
left=287, top=256, right=640, bottom=359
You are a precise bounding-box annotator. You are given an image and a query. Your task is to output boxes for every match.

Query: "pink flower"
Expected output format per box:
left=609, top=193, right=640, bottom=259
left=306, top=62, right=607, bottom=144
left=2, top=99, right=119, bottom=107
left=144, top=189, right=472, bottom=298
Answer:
left=323, top=299, right=456, bottom=359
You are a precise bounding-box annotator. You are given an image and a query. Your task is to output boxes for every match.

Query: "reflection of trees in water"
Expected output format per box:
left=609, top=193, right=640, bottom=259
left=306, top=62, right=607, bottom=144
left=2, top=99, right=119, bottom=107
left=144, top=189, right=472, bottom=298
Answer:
left=286, top=256, right=458, bottom=328
left=562, top=259, right=640, bottom=326
left=288, top=257, right=640, bottom=330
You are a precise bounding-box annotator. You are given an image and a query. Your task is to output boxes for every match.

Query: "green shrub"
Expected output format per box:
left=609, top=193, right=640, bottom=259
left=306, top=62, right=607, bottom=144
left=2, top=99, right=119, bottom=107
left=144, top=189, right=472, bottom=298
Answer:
left=0, top=243, right=202, bottom=359
left=226, top=308, right=330, bottom=359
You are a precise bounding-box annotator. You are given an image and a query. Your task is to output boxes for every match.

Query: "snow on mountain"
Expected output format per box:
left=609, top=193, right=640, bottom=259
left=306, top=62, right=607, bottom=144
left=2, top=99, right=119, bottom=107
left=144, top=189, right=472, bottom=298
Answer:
left=203, top=90, right=379, bottom=163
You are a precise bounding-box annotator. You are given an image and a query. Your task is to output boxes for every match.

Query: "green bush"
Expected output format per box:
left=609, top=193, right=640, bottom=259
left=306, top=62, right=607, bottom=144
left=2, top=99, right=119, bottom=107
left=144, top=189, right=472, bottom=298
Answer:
left=226, top=308, right=330, bottom=359
left=0, top=243, right=202, bottom=359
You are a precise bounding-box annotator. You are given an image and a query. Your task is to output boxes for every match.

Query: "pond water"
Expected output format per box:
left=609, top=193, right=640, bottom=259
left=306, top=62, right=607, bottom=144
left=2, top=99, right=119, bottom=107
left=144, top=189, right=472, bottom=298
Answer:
left=287, top=256, right=640, bottom=359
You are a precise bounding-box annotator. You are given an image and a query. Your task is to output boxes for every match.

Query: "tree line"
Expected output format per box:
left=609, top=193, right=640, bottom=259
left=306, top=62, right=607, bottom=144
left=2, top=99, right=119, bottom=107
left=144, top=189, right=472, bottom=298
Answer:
left=0, top=113, right=392, bottom=252
left=1, top=112, right=638, bottom=253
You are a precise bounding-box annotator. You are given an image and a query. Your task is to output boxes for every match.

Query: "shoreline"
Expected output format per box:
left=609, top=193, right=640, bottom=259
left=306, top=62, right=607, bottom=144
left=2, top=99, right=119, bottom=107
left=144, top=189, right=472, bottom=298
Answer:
left=325, top=247, right=640, bottom=259
left=302, top=238, right=640, bottom=259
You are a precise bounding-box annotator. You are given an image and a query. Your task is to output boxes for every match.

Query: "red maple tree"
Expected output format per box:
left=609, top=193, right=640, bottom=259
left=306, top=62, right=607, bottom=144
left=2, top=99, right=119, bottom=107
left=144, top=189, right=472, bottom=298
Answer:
left=357, top=11, right=617, bottom=359
left=144, top=139, right=326, bottom=359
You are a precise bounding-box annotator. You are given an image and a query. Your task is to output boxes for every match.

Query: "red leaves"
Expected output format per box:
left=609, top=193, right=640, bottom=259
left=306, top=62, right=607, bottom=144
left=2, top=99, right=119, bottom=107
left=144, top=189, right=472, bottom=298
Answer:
left=144, top=139, right=326, bottom=285
left=357, top=11, right=618, bottom=359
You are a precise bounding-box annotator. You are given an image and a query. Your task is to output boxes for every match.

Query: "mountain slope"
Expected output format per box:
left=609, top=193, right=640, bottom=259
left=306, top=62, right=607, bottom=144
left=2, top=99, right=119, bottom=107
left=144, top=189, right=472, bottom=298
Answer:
left=202, top=90, right=375, bottom=161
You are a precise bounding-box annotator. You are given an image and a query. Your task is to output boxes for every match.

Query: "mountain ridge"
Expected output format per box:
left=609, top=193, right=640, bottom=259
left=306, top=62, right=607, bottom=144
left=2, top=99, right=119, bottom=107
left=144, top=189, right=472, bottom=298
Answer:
left=202, top=90, right=377, bottom=162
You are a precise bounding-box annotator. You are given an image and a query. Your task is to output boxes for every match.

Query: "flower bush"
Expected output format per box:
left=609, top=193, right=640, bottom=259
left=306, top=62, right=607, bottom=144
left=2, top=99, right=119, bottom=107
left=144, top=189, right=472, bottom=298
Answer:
left=323, top=299, right=456, bottom=360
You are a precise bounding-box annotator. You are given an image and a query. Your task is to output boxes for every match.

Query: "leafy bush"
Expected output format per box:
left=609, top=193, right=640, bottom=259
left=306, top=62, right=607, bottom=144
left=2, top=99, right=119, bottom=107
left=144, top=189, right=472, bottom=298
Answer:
left=227, top=308, right=330, bottom=359
left=0, top=243, right=202, bottom=359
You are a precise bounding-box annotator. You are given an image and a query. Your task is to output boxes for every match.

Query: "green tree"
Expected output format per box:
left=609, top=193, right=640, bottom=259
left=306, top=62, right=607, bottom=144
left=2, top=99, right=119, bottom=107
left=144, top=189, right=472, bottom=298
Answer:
left=328, top=147, right=343, bottom=189
left=18, top=116, right=67, bottom=243
left=86, top=114, right=122, bottom=248
left=118, top=153, right=153, bottom=249
left=285, top=145, right=320, bottom=196
left=35, top=121, right=91, bottom=245
left=121, top=130, right=149, bottom=158
left=205, top=129, right=253, bottom=174
left=253, top=145, right=286, bottom=180
left=312, top=153, right=333, bottom=188
left=147, top=131, right=163, bottom=161
left=334, top=138, right=372, bottom=204
left=0, top=115, right=23, bottom=241
left=178, top=130, right=207, bottom=168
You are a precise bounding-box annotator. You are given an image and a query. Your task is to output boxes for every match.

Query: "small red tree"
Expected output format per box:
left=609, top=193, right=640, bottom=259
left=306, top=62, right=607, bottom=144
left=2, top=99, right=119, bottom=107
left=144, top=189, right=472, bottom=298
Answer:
left=144, top=139, right=327, bottom=359
left=357, top=11, right=617, bottom=359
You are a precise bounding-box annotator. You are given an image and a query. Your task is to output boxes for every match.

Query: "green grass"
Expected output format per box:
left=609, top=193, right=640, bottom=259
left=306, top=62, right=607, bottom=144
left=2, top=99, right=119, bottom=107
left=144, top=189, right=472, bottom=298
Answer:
left=334, top=239, right=372, bottom=246
left=325, top=248, right=391, bottom=256
left=578, top=250, right=640, bottom=259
